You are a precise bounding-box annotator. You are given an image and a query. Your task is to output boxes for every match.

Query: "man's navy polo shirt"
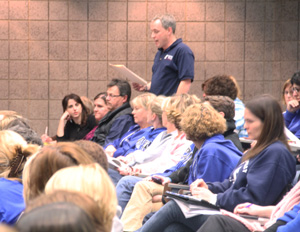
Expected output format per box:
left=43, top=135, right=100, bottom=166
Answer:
left=150, top=38, right=194, bottom=96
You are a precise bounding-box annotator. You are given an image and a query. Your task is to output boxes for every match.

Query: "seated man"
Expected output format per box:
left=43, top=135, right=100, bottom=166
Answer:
left=92, top=79, right=135, bottom=146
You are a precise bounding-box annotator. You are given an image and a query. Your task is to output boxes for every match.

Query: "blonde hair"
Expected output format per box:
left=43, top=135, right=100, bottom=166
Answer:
left=164, top=94, right=201, bottom=130
left=131, top=93, right=156, bottom=109
left=148, top=96, right=166, bottom=123
left=0, top=130, right=39, bottom=180
left=45, top=163, right=117, bottom=232
left=180, top=103, right=226, bottom=141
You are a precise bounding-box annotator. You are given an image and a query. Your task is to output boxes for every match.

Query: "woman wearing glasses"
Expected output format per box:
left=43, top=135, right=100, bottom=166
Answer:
left=284, top=71, right=300, bottom=138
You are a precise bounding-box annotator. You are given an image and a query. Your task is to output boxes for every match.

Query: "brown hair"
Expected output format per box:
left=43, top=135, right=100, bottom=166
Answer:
left=23, top=142, right=94, bottom=203
left=242, top=95, right=289, bottom=162
left=62, top=93, right=88, bottom=126
left=202, top=75, right=237, bottom=100
left=204, top=95, right=235, bottom=120
left=74, top=140, right=108, bottom=171
left=282, top=79, right=292, bottom=104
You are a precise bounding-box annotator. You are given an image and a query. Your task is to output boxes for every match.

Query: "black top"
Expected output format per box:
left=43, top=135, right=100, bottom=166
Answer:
left=56, top=114, right=97, bottom=142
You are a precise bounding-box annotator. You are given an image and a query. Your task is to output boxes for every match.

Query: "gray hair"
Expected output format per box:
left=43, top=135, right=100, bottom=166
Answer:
left=152, top=14, right=176, bottom=34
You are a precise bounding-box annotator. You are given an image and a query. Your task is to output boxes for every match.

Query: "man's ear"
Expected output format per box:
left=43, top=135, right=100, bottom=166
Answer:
left=167, top=26, right=173, bottom=35
left=122, top=95, right=128, bottom=103
left=219, top=112, right=225, bottom=118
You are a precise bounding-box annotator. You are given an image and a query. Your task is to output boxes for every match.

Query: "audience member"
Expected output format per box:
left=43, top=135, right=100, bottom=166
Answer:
left=84, top=92, right=109, bottom=140
left=56, top=93, right=97, bottom=141
left=105, top=93, right=163, bottom=158
left=74, top=140, right=108, bottom=171
left=0, top=130, right=39, bottom=225
left=45, top=163, right=119, bottom=232
left=202, top=74, right=247, bottom=137
left=284, top=71, right=300, bottom=138
left=204, top=95, right=243, bottom=151
left=139, top=95, right=296, bottom=232
left=0, top=111, right=22, bottom=130
left=3, top=117, right=43, bottom=146
left=92, top=79, right=134, bottom=146
left=282, top=78, right=293, bottom=107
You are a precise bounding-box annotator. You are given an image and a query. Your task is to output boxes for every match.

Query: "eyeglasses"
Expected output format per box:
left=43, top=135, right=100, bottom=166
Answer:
left=106, top=93, right=122, bottom=98
left=292, top=87, right=300, bottom=93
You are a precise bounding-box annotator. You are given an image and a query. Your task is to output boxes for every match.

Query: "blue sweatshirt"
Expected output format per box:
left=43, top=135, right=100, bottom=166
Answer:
left=207, top=141, right=296, bottom=212
left=188, top=134, right=243, bottom=185
left=0, top=178, right=24, bottom=225
left=277, top=203, right=300, bottom=232
left=108, top=125, right=166, bottom=158
left=284, top=109, right=300, bottom=138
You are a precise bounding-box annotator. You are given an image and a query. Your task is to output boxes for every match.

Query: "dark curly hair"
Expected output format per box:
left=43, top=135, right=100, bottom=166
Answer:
left=202, top=75, right=237, bottom=100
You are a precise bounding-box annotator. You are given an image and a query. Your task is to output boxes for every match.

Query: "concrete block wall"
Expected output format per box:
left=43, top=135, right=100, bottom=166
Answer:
left=0, top=0, right=299, bottom=136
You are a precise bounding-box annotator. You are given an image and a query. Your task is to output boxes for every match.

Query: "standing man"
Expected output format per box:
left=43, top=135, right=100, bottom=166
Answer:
left=92, top=79, right=135, bottom=146
left=133, top=14, right=194, bottom=96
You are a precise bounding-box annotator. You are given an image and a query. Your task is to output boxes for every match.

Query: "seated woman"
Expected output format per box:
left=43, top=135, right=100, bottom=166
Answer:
left=119, top=102, right=243, bottom=231
left=43, top=93, right=97, bottom=142
left=284, top=71, right=300, bottom=138
left=105, top=93, right=165, bottom=158
left=282, top=78, right=293, bottom=108
left=196, top=179, right=300, bottom=232
left=139, top=95, right=296, bottom=232
left=45, top=164, right=119, bottom=232
left=0, top=130, right=39, bottom=225
left=84, top=92, right=110, bottom=140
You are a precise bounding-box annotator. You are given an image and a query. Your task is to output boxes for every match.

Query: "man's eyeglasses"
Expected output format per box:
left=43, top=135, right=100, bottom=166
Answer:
left=292, top=87, right=300, bottom=93
left=106, top=94, right=122, bottom=98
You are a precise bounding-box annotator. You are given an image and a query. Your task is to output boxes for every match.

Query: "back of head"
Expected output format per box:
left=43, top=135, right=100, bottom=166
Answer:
left=243, top=94, right=288, bottom=161
left=16, top=202, right=96, bottom=232
left=148, top=96, right=166, bottom=123
left=291, top=70, right=300, bottom=86
left=0, top=111, right=22, bottom=130
left=202, top=75, right=237, bottom=100
left=4, top=118, right=43, bottom=146
left=81, top=96, right=94, bottom=115
left=180, top=103, right=226, bottom=141
left=107, top=79, right=131, bottom=103
left=25, top=190, right=106, bottom=232
left=0, top=130, right=39, bottom=180
left=23, top=142, right=94, bottom=203
left=164, top=93, right=201, bottom=130
left=45, top=163, right=117, bottom=232
left=152, top=14, right=176, bottom=33
left=205, top=95, right=235, bottom=120
left=74, top=140, right=108, bottom=171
